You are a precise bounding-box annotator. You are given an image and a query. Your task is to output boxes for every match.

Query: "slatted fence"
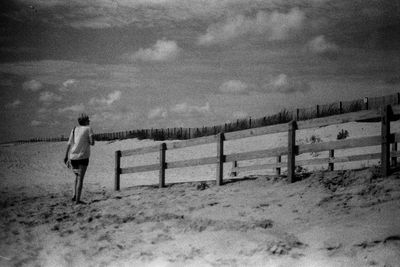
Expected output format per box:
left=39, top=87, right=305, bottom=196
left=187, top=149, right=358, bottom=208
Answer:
left=114, top=105, right=400, bottom=190
left=100, top=92, right=400, bottom=141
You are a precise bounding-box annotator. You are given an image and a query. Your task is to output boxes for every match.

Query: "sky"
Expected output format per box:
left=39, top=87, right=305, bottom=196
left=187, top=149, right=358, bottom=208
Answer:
left=0, top=0, right=400, bottom=142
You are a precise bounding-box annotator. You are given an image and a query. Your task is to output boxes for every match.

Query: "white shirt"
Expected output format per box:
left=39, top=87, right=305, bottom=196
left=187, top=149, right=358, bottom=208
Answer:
left=68, top=126, right=94, bottom=160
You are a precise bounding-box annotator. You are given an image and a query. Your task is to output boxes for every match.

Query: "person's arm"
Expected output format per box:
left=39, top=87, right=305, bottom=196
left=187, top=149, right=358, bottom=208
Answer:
left=64, top=144, right=71, bottom=164
left=64, top=128, right=74, bottom=163
left=89, top=127, right=95, bottom=146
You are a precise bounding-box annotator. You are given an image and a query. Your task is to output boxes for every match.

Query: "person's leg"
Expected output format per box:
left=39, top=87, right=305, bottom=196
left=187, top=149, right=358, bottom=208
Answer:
left=75, top=164, right=88, bottom=204
left=72, top=173, right=78, bottom=201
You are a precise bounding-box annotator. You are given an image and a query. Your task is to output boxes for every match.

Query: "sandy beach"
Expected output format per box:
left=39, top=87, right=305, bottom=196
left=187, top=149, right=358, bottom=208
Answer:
left=1, top=121, right=400, bottom=266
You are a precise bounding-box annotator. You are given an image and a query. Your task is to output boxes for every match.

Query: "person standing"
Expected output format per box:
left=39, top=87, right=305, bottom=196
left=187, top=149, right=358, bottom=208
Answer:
left=64, top=113, right=95, bottom=204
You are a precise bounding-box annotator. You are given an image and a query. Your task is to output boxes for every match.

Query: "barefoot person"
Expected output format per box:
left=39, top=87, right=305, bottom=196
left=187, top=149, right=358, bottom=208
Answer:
left=64, top=113, right=95, bottom=204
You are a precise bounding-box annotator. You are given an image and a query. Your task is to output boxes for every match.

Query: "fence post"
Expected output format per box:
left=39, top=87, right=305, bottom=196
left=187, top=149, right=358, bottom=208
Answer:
left=159, top=143, right=166, bottom=188
left=115, top=150, right=121, bottom=191
left=288, top=120, right=297, bottom=183
left=391, top=142, right=398, bottom=167
left=276, top=156, right=281, bottom=176
left=363, top=97, right=369, bottom=110
left=328, top=150, right=334, bottom=171
left=316, top=105, right=320, bottom=117
left=231, top=161, right=238, bottom=177
left=381, top=105, right=392, bottom=177
left=216, top=133, right=224, bottom=186
left=339, top=101, right=343, bottom=114
left=296, top=109, right=300, bottom=121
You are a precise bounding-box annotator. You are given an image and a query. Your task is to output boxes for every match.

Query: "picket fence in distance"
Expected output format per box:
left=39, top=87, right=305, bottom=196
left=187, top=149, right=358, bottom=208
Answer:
left=114, top=105, right=400, bottom=190
left=6, top=92, right=400, bottom=145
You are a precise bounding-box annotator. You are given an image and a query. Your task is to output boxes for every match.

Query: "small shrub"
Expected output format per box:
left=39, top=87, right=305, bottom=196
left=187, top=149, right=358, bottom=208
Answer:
left=337, top=129, right=349, bottom=140
left=307, top=135, right=322, bottom=157
left=308, top=135, right=322, bottom=144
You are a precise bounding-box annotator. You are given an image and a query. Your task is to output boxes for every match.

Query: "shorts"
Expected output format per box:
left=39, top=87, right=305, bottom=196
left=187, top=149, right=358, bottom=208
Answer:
left=70, top=158, right=89, bottom=169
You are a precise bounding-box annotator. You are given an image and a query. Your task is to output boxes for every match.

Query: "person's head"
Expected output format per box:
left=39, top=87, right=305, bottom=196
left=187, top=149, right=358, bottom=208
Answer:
left=78, top=113, right=90, bottom=126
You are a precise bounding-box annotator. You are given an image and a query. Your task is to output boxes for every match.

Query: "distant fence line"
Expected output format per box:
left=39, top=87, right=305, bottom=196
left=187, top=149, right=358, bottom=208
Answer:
left=95, top=92, right=400, bottom=141
left=7, top=92, right=400, bottom=144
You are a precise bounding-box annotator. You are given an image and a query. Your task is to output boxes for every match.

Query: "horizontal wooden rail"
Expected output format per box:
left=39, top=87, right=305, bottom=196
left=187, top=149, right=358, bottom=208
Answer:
left=394, top=133, right=400, bottom=142
left=166, top=135, right=218, bottom=150
left=298, top=135, right=381, bottom=154
left=167, top=156, right=218, bottom=169
left=297, top=109, right=382, bottom=130
left=225, top=146, right=287, bottom=162
left=121, top=164, right=160, bottom=174
left=232, top=151, right=400, bottom=174
left=224, top=123, right=288, bottom=141
left=232, top=162, right=286, bottom=173
left=296, top=153, right=381, bottom=166
left=121, top=145, right=160, bottom=157
left=121, top=133, right=219, bottom=157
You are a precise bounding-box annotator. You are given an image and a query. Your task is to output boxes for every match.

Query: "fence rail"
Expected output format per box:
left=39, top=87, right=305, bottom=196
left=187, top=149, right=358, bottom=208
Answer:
left=114, top=104, right=399, bottom=190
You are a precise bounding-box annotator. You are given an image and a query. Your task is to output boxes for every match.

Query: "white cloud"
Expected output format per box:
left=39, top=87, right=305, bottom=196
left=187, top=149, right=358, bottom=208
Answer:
left=31, top=120, right=44, bottom=127
left=308, top=35, right=339, bottom=58
left=171, top=102, right=211, bottom=116
left=39, top=91, right=62, bottom=103
left=128, top=39, right=181, bottom=62
left=265, top=74, right=310, bottom=94
left=37, top=107, right=49, bottom=114
left=89, top=90, right=122, bottom=106
left=5, top=100, right=22, bottom=108
left=63, top=79, right=77, bottom=87
left=58, top=104, right=85, bottom=113
left=198, top=8, right=305, bottom=45
left=148, top=107, right=168, bottom=119
left=59, top=79, right=78, bottom=91
left=22, top=79, right=43, bottom=92
left=218, top=80, right=248, bottom=94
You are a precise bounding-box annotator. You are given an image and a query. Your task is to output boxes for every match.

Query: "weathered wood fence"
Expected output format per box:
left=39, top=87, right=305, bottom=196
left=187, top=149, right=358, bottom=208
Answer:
left=102, top=93, right=400, bottom=141
left=6, top=92, right=399, bottom=145
left=114, top=104, right=400, bottom=190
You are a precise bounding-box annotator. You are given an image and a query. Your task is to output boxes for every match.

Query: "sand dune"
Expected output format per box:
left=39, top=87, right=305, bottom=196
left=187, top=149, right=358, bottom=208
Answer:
left=1, top=121, right=400, bottom=266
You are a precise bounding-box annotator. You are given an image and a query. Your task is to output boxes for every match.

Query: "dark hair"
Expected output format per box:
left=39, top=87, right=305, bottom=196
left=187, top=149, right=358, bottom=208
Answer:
left=78, top=113, right=89, bottom=125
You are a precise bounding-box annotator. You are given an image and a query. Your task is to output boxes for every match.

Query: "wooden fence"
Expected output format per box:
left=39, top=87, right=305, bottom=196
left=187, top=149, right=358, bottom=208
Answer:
left=99, top=93, right=400, bottom=141
left=6, top=92, right=399, bottom=145
left=114, top=104, right=400, bottom=190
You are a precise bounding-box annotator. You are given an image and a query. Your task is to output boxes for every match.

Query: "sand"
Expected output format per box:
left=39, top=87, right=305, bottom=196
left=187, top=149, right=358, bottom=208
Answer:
left=1, top=121, right=400, bottom=266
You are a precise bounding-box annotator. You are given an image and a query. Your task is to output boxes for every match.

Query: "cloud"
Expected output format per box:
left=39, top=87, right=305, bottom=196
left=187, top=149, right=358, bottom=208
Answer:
left=89, top=90, right=122, bottom=106
left=308, top=35, right=340, bottom=59
left=39, top=91, right=62, bottom=103
left=63, top=79, right=77, bottom=87
left=127, top=40, right=181, bottom=62
left=22, top=79, right=43, bottom=92
left=58, top=104, right=85, bottom=113
left=5, top=99, right=22, bottom=108
left=31, top=120, right=44, bottom=127
left=218, top=80, right=248, bottom=94
left=148, top=107, right=168, bottom=119
left=59, top=79, right=78, bottom=91
left=264, top=74, right=310, bottom=94
left=171, top=102, right=211, bottom=117
left=198, top=8, right=305, bottom=45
